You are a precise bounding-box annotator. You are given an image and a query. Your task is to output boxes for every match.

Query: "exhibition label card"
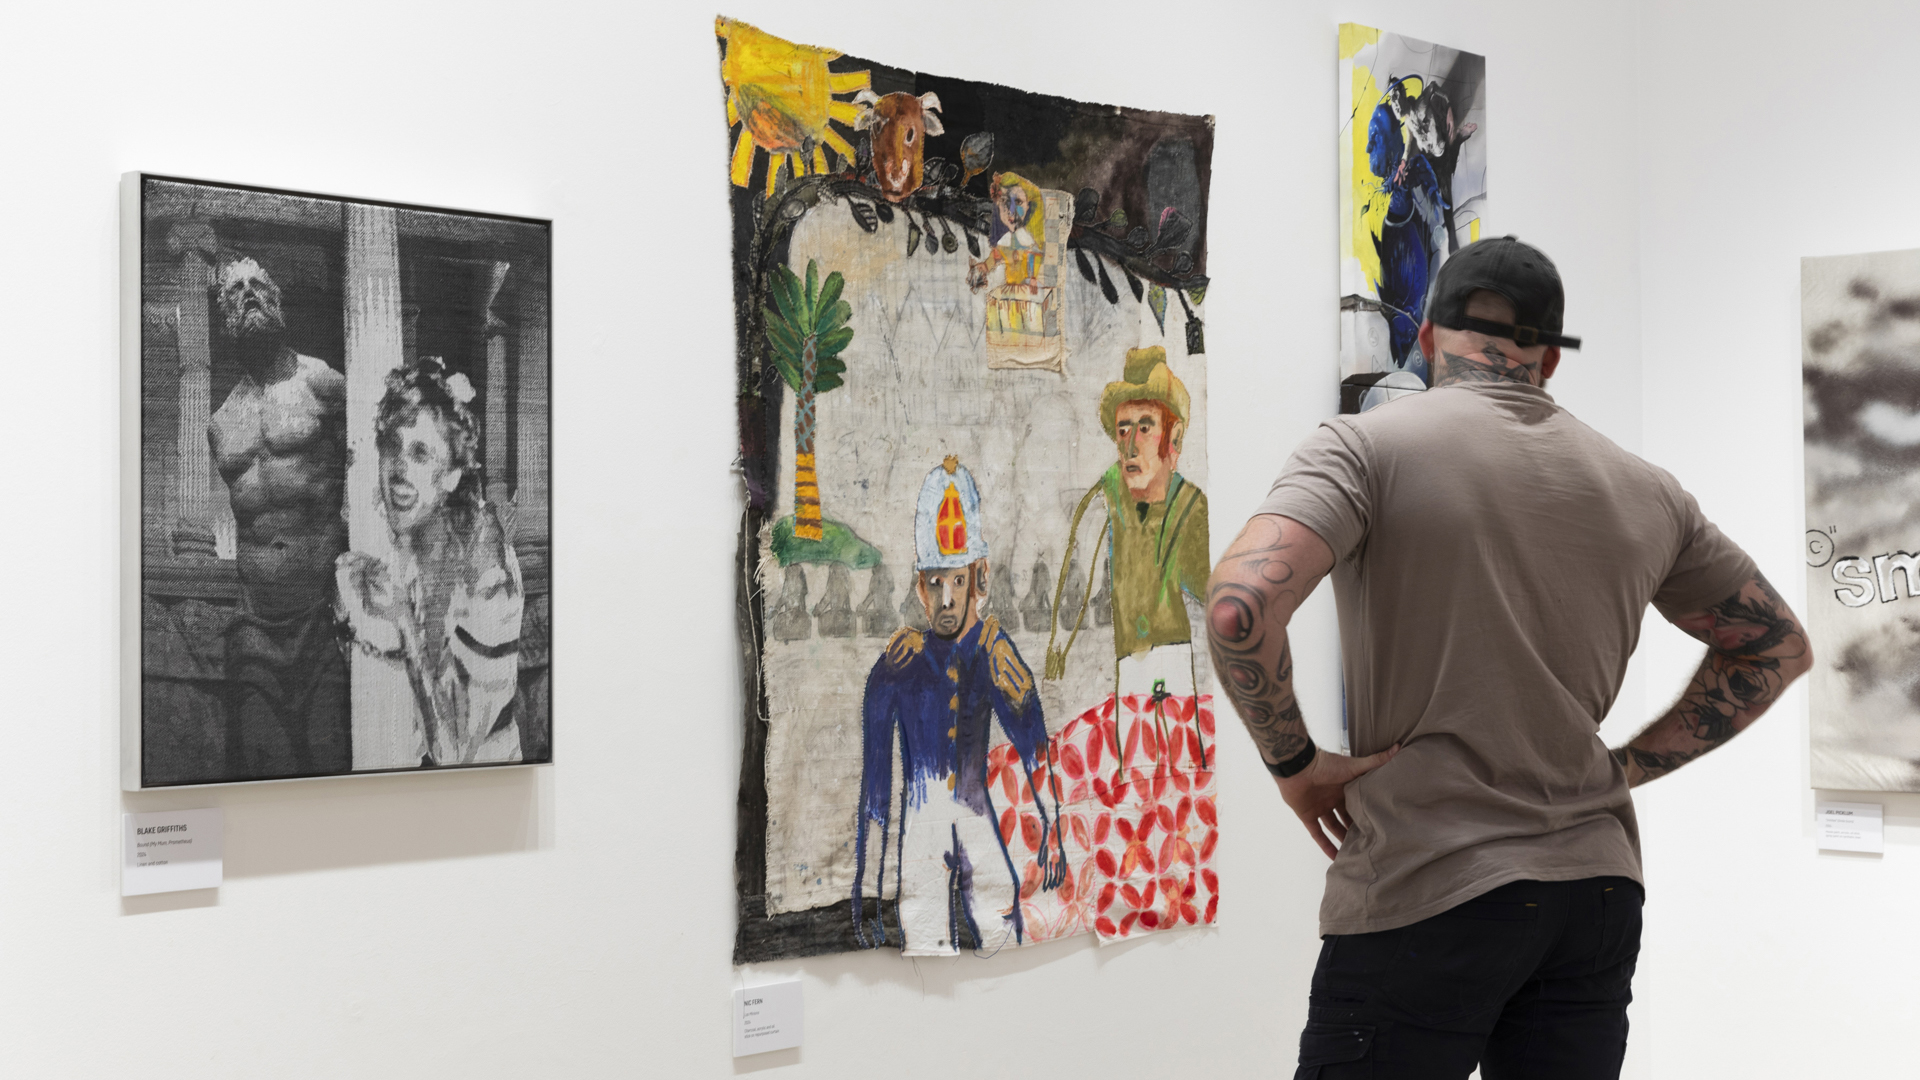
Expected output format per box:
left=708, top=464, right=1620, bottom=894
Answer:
left=1817, top=801, right=1883, bottom=854
left=733, top=980, right=802, bottom=1057
left=122, top=809, right=223, bottom=895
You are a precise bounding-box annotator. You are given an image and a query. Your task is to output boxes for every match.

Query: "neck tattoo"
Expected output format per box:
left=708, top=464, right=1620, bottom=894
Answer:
left=1435, top=342, right=1541, bottom=388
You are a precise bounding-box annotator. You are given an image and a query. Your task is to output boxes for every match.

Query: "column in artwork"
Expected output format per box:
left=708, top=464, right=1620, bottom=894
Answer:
left=168, top=226, right=217, bottom=559
left=513, top=263, right=549, bottom=544
left=483, top=261, right=513, bottom=516
left=344, top=204, right=414, bottom=769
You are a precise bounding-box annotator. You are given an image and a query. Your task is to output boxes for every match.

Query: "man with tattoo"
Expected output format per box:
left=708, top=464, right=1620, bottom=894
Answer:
left=1207, top=237, right=1811, bottom=1079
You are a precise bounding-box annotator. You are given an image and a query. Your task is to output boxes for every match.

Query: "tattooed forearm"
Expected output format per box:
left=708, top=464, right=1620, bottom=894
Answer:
left=1611, top=742, right=1708, bottom=780
left=1207, top=517, right=1329, bottom=770
left=1208, top=586, right=1309, bottom=767
left=1620, top=745, right=1711, bottom=779
left=1434, top=345, right=1541, bottom=388
left=1616, top=573, right=1813, bottom=787
left=1263, top=701, right=1309, bottom=761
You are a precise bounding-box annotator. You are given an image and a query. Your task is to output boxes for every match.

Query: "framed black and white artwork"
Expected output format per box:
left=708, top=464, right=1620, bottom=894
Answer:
left=121, top=175, right=552, bottom=788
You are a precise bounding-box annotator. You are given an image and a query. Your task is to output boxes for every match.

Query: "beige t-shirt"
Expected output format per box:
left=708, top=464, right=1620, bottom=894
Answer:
left=1257, top=382, right=1755, bottom=936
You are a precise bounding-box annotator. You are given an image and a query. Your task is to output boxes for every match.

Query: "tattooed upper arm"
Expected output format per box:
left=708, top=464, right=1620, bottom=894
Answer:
left=1206, top=515, right=1335, bottom=634
left=1666, top=573, right=1811, bottom=671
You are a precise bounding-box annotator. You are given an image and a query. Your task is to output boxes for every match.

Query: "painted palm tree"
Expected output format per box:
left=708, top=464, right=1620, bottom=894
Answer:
left=764, top=259, right=852, bottom=541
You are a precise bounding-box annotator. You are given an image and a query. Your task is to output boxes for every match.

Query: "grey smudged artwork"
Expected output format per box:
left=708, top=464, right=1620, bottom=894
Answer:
left=1803, top=246, right=1920, bottom=791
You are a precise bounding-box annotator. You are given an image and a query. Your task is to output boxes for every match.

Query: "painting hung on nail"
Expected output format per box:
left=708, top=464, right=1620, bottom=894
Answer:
left=1802, top=247, right=1920, bottom=792
left=122, top=175, right=551, bottom=789
left=1338, top=24, right=1487, bottom=387
left=720, top=18, right=1218, bottom=962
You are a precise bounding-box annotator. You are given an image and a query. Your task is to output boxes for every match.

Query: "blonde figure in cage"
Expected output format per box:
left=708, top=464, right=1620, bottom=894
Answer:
left=969, top=172, right=1069, bottom=370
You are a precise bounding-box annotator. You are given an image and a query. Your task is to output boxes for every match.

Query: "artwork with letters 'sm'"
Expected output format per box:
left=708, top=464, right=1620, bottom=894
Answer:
left=721, top=19, right=1218, bottom=963
left=121, top=175, right=551, bottom=789
left=1802, top=246, right=1920, bottom=792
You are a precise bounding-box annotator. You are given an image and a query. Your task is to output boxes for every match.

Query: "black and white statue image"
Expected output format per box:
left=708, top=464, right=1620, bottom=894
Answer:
left=131, top=176, right=551, bottom=786
left=207, top=254, right=352, bottom=774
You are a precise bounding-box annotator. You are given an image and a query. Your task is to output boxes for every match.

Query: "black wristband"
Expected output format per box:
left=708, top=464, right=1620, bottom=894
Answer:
left=1266, top=740, right=1317, bottom=779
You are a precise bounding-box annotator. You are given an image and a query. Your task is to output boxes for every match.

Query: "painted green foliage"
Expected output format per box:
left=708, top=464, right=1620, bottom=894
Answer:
left=764, top=259, right=853, bottom=541
left=762, top=261, right=880, bottom=569
left=763, top=260, right=852, bottom=396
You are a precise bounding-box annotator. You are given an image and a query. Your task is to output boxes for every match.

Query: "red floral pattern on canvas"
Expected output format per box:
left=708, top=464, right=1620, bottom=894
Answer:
left=986, top=691, right=1218, bottom=944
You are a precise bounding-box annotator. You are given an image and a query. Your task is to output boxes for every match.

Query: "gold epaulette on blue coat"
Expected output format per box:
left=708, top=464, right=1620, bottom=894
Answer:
left=883, top=627, right=925, bottom=669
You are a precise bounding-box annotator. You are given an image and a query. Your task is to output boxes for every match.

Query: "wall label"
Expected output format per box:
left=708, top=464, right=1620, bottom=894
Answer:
left=1816, top=801, right=1883, bottom=854
left=732, top=979, right=801, bottom=1057
left=122, top=808, right=223, bottom=896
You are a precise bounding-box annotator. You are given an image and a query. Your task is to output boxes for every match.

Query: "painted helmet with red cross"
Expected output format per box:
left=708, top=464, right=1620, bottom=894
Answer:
left=913, top=455, right=989, bottom=571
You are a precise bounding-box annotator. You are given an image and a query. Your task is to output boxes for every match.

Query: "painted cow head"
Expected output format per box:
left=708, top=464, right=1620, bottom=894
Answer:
left=854, top=90, right=944, bottom=202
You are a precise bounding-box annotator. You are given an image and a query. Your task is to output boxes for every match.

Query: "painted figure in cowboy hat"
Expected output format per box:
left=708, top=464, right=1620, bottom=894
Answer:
left=1046, top=346, right=1211, bottom=681
left=852, top=456, right=1064, bottom=956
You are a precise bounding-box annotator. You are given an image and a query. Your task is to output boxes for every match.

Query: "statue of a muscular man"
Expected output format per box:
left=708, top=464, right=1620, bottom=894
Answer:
left=208, top=257, right=351, bottom=776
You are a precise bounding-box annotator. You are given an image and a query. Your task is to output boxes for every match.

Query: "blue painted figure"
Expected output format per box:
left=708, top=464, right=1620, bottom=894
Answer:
left=852, top=456, right=1064, bottom=955
left=1367, top=92, right=1446, bottom=381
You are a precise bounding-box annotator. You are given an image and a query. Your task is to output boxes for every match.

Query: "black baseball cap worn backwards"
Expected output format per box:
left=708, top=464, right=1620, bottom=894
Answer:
left=1428, top=236, right=1582, bottom=350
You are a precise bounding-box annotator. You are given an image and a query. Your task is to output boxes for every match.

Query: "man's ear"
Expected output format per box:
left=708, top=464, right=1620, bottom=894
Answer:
left=972, top=560, right=990, bottom=600
left=1417, top=320, right=1438, bottom=382
left=1170, top=419, right=1185, bottom=453
left=1539, top=346, right=1562, bottom=382
left=439, top=467, right=464, bottom=494
left=915, top=573, right=929, bottom=608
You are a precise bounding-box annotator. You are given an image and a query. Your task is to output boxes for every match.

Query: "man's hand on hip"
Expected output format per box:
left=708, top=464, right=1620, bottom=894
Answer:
left=1276, top=743, right=1400, bottom=860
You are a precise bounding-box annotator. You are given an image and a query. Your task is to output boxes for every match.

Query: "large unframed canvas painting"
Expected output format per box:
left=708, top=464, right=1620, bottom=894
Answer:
left=1338, top=24, right=1487, bottom=384
left=721, top=19, right=1217, bottom=961
left=1802, top=248, right=1920, bottom=791
left=128, top=176, right=551, bottom=787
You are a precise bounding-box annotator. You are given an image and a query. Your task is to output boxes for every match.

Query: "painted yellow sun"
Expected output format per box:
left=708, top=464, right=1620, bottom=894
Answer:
left=717, top=18, right=870, bottom=197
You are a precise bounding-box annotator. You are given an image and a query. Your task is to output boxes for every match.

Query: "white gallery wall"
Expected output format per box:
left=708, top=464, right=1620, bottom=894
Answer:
left=0, top=0, right=1897, bottom=1075
left=1630, top=0, right=1920, bottom=1075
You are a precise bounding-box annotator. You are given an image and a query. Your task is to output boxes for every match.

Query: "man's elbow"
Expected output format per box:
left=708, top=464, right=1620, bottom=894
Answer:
left=1782, top=637, right=1815, bottom=683
left=1203, top=571, right=1283, bottom=651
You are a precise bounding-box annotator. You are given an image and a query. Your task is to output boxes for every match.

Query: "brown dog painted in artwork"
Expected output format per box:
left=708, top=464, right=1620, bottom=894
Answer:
left=854, top=90, right=944, bottom=202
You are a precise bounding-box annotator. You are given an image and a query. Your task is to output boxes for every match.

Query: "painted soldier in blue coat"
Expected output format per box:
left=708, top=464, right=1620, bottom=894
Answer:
left=852, top=456, right=1064, bottom=955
